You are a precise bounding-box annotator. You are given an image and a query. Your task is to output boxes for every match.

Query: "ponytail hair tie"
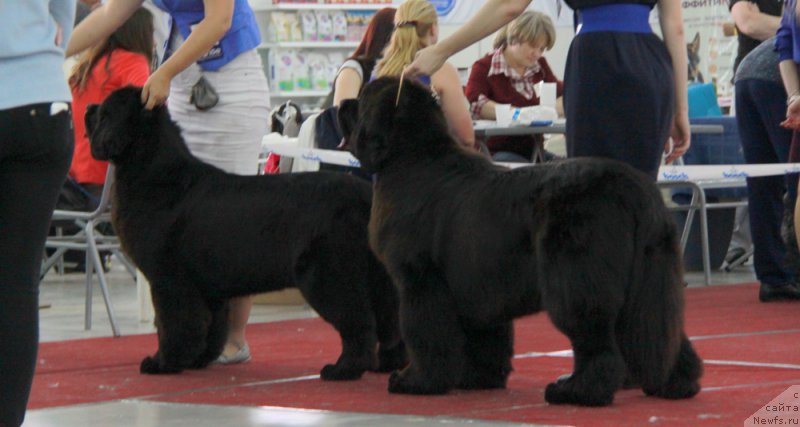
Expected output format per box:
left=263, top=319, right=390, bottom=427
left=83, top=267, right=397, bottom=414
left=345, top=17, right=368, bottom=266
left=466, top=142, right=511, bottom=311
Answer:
left=395, top=20, right=419, bottom=29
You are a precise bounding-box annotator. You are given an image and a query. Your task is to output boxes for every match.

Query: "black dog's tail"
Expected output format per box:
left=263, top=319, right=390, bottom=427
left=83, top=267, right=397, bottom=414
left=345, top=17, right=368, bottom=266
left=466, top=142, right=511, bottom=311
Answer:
left=616, top=188, right=687, bottom=391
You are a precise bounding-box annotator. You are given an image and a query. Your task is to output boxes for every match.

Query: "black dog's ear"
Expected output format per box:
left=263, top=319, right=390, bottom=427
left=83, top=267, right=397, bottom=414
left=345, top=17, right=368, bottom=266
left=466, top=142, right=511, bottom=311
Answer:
left=89, top=92, right=159, bottom=162
left=337, top=99, right=359, bottom=150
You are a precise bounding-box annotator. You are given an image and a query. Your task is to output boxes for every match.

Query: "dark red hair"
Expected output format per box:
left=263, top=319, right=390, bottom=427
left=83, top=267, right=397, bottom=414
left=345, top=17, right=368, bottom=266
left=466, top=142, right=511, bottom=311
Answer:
left=350, top=7, right=396, bottom=61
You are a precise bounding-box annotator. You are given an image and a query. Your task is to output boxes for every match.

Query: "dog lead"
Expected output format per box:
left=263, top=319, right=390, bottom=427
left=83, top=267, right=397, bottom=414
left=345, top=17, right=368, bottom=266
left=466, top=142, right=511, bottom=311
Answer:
left=395, top=69, right=406, bottom=107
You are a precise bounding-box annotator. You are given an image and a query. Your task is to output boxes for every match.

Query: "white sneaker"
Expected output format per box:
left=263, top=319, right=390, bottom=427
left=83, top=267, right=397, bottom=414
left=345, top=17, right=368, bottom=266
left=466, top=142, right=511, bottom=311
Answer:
left=214, top=343, right=251, bottom=365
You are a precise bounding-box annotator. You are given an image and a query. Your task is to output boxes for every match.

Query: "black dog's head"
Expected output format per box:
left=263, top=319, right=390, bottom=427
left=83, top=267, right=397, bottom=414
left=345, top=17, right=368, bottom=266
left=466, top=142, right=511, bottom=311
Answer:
left=85, top=86, right=163, bottom=163
left=337, top=77, right=452, bottom=173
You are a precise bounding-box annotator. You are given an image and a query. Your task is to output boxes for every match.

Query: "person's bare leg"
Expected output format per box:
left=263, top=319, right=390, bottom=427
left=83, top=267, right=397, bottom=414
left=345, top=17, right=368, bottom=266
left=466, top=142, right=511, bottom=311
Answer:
left=218, top=296, right=253, bottom=363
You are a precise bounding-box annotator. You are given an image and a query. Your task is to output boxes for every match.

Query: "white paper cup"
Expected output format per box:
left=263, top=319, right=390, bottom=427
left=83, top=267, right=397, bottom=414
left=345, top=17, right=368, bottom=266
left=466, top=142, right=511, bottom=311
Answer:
left=496, top=104, right=512, bottom=127
left=540, top=83, right=557, bottom=110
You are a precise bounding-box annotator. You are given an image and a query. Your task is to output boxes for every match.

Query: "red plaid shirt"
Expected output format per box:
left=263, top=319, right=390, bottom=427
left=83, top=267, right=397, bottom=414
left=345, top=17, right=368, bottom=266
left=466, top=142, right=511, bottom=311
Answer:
left=466, top=48, right=563, bottom=119
left=489, top=48, right=540, bottom=98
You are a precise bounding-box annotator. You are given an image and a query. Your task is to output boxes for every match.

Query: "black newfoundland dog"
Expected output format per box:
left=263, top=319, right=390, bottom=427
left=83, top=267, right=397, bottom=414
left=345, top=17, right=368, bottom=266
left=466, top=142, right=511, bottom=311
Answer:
left=338, top=77, right=702, bottom=406
left=84, top=86, right=405, bottom=378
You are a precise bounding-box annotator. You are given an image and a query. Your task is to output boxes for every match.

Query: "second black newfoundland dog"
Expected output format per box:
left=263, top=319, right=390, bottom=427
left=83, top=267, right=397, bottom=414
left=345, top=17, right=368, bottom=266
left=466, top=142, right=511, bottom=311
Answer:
left=84, top=87, right=405, bottom=378
left=338, top=77, right=702, bottom=406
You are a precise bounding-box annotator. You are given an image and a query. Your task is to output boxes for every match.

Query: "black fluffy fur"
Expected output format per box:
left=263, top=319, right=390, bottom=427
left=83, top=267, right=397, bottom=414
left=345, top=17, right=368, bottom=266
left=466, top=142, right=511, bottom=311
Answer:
left=338, top=77, right=703, bottom=406
left=85, top=86, right=406, bottom=378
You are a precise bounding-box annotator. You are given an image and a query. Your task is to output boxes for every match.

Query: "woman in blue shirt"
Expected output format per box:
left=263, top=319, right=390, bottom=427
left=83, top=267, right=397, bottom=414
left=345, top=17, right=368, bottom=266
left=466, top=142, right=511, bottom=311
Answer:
left=777, top=0, right=800, bottom=297
left=68, top=0, right=270, bottom=365
left=778, top=0, right=800, bottom=130
left=0, top=3, right=76, bottom=425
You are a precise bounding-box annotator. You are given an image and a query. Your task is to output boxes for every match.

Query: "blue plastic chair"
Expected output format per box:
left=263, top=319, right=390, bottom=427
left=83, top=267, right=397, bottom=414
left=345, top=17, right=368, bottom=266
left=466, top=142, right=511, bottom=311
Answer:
left=688, top=83, right=723, bottom=118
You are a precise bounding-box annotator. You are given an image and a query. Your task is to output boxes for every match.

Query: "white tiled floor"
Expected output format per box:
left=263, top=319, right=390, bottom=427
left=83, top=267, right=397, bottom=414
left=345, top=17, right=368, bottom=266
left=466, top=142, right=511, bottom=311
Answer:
left=24, top=400, right=555, bottom=427
left=24, top=256, right=757, bottom=427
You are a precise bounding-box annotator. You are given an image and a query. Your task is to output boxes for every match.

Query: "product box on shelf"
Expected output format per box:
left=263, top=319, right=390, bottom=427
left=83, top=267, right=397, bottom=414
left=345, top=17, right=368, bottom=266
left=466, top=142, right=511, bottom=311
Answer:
left=345, top=10, right=372, bottom=41
left=269, top=12, right=303, bottom=42
left=255, top=0, right=388, bottom=105
left=268, top=49, right=344, bottom=93
left=266, top=10, right=370, bottom=43
left=298, top=10, right=317, bottom=40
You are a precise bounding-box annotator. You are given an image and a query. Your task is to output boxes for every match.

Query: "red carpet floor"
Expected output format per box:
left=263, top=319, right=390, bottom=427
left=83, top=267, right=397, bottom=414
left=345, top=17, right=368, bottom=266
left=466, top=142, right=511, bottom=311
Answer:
left=30, top=283, right=800, bottom=426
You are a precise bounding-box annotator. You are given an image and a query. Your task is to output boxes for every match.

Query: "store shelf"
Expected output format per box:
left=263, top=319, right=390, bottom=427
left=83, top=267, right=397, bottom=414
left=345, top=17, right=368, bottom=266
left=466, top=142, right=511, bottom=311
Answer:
left=248, top=1, right=384, bottom=104
left=249, top=1, right=392, bottom=12
left=272, top=90, right=330, bottom=98
left=259, top=41, right=359, bottom=49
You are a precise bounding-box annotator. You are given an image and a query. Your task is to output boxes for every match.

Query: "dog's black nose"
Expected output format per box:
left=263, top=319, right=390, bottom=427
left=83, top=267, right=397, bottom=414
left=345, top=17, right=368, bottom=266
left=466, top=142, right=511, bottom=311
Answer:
left=85, top=104, right=99, bottom=132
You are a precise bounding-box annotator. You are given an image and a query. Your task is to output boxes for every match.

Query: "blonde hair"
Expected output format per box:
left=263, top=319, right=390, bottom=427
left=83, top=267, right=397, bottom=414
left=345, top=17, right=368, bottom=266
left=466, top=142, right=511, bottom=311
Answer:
left=493, top=11, right=555, bottom=50
left=376, top=0, right=438, bottom=77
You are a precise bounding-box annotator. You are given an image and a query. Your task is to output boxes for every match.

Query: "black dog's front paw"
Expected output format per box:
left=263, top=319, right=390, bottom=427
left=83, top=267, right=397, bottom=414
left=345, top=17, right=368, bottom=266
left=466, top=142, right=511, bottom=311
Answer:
left=545, top=374, right=613, bottom=407
left=139, top=355, right=183, bottom=375
left=320, top=363, right=366, bottom=381
left=388, top=369, right=449, bottom=395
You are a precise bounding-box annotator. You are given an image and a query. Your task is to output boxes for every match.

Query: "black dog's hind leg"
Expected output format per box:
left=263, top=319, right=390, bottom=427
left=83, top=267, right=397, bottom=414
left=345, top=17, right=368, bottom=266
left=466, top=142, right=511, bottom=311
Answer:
left=539, top=204, right=633, bottom=406
left=389, top=264, right=465, bottom=395
left=627, top=229, right=702, bottom=400
left=140, top=279, right=212, bottom=374
left=643, top=335, right=702, bottom=399
left=541, top=252, right=626, bottom=406
left=296, top=245, right=378, bottom=381
left=188, top=298, right=229, bottom=369
left=544, top=314, right=626, bottom=406
left=457, top=321, right=513, bottom=390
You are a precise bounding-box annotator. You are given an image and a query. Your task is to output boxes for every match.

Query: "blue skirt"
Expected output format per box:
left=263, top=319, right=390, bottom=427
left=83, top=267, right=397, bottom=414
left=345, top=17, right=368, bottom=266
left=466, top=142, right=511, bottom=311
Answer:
left=565, top=4, right=674, bottom=180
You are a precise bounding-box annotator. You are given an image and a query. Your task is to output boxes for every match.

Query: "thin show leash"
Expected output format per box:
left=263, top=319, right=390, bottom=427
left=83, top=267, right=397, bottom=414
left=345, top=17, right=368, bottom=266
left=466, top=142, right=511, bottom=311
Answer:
left=395, top=69, right=406, bottom=106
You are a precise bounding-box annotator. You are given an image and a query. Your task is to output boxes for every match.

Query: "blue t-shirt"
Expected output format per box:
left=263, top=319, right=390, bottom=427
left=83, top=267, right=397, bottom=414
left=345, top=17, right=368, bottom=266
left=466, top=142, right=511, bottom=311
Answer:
left=0, top=0, right=75, bottom=109
left=776, top=0, right=800, bottom=64
left=153, top=0, right=261, bottom=71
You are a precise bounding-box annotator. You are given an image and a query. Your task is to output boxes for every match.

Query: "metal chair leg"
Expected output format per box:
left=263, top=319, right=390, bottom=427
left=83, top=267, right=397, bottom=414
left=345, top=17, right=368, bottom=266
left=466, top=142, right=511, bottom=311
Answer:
left=113, top=250, right=137, bottom=277
left=40, top=247, right=69, bottom=280
left=679, top=187, right=699, bottom=253
left=86, top=222, right=120, bottom=337
left=677, top=182, right=711, bottom=286
left=696, top=187, right=711, bottom=287
left=84, top=247, right=93, bottom=331
left=657, top=181, right=712, bottom=287
left=55, top=227, right=64, bottom=274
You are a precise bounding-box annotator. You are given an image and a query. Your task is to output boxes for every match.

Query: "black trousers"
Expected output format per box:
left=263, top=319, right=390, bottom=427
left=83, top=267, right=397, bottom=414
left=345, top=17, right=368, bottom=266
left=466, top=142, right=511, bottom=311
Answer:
left=564, top=31, right=675, bottom=180
left=735, top=79, right=798, bottom=286
left=0, top=102, right=72, bottom=427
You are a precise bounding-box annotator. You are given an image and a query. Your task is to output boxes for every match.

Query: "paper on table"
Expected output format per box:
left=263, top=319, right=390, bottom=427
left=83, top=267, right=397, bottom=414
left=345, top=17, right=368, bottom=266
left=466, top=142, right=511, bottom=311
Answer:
left=506, top=105, right=558, bottom=127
